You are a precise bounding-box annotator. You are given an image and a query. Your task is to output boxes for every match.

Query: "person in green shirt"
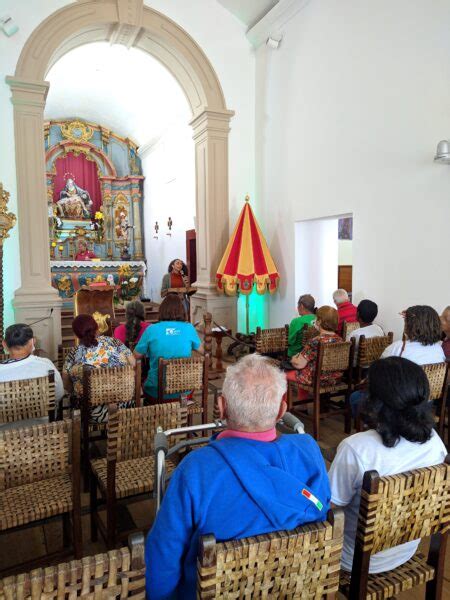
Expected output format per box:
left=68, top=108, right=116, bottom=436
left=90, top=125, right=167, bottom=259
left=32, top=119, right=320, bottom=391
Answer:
left=288, top=294, right=316, bottom=357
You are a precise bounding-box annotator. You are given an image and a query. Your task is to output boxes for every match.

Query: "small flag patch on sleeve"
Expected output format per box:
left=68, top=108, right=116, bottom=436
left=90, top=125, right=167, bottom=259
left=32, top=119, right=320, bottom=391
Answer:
left=301, top=488, right=323, bottom=511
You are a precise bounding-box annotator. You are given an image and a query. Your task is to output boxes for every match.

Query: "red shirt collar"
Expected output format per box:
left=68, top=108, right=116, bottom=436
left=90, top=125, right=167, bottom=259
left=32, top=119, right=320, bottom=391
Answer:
left=216, top=428, right=277, bottom=442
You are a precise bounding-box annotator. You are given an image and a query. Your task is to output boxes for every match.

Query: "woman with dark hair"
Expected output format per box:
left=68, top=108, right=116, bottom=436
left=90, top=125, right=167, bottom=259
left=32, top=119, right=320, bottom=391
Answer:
left=382, top=305, right=445, bottom=364
left=63, top=314, right=135, bottom=422
left=134, top=294, right=203, bottom=400
left=114, top=300, right=150, bottom=348
left=329, top=357, right=446, bottom=575
left=161, top=259, right=189, bottom=298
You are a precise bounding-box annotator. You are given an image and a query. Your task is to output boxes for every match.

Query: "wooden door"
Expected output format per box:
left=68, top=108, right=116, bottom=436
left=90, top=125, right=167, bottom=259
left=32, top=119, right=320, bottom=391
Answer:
left=186, top=229, right=197, bottom=284
left=338, top=265, right=352, bottom=293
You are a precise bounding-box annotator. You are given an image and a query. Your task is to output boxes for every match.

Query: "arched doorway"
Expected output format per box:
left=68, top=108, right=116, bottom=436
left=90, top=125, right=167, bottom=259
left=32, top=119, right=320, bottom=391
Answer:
left=6, top=0, right=235, bottom=357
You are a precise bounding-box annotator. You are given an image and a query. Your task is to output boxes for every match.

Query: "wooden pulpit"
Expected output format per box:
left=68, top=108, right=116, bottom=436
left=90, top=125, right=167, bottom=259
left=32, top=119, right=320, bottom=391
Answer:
left=74, top=285, right=115, bottom=336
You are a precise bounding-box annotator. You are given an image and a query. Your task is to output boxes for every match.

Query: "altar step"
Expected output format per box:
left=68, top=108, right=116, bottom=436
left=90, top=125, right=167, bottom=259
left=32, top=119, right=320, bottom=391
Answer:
left=60, top=301, right=160, bottom=348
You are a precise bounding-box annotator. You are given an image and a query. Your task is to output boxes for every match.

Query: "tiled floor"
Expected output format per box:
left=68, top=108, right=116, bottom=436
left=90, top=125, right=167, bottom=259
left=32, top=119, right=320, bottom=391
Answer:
left=1, top=378, right=449, bottom=598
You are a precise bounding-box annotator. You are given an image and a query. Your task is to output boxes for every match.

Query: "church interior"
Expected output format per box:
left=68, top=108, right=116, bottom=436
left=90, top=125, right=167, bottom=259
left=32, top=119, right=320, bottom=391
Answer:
left=0, top=1, right=449, bottom=598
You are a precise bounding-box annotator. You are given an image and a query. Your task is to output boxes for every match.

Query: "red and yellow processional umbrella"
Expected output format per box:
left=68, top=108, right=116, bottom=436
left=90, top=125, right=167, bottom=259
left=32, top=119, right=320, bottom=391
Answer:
left=216, top=195, right=280, bottom=333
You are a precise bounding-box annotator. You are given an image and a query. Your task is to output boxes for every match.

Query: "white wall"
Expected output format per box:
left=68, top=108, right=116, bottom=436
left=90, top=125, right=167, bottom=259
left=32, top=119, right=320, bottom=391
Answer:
left=257, top=0, right=450, bottom=339
left=140, top=120, right=195, bottom=302
left=338, top=240, right=353, bottom=266
left=0, top=0, right=255, bottom=327
left=295, top=218, right=338, bottom=317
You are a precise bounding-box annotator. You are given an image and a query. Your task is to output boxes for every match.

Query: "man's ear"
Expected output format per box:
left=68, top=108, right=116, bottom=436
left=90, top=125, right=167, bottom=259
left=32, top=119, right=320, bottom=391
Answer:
left=2, top=340, right=7, bottom=352
left=277, top=399, right=287, bottom=422
left=218, top=394, right=227, bottom=420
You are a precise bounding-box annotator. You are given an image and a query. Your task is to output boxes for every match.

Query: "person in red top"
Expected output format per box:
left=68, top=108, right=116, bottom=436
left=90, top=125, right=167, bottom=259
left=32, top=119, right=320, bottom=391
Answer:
left=75, top=240, right=96, bottom=261
left=440, top=306, right=450, bottom=359
left=114, top=300, right=151, bottom=348
left=333, top=288, right=357, bottom=335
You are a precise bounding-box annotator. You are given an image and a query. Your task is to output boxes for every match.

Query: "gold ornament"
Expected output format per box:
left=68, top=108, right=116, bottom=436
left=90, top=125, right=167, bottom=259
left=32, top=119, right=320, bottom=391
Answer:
left=0, top=183, right=17, bottom=245
left=92, top=310, right=110, bottom=334
left=61, top=120, right=94, bottom=143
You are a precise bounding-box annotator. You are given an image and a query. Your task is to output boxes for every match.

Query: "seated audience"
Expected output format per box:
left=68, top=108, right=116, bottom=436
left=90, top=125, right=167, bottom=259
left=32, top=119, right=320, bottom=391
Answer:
left=381, top=305, right=445, bottom=364
left=0, top=323, right=64, bottom=427
left=134, top=294, right=202, bottom=400
left=113, top=300, right=150, bottom=348
left=289, top=306, right=343, bottom=389
left=288, top=293, right=316, bottom=357
left=441, top=305, right=450, bottom=359
left=146, top=354, right=330, bottom=599
left=329, top=357, right=446, bottom=574
left=333, top=288, right=358, bottom=335
left=63, top=314, right=135, bottom=423
left=348, top=299, right=384, bottom=366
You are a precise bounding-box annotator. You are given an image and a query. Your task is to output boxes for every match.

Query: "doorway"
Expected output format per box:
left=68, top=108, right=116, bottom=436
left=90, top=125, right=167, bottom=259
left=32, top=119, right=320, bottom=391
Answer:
left=295, top=215, right=353, bottom=306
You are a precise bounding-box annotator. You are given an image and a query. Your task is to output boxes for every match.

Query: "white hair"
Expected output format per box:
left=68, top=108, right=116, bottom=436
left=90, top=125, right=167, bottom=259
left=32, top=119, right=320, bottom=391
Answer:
left=333, top=289, right=349, bottom=305
left=221, top=354, right=287, bottom=431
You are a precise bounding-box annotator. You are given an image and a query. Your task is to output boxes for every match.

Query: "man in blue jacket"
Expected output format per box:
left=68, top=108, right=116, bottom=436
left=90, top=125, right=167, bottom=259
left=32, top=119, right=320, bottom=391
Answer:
left=146, top=353, right=330, bottom=599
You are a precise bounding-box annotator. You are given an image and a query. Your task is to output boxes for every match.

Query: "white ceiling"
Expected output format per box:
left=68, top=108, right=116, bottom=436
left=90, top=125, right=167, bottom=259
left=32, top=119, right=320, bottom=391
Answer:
left=216, top=0, right=279, bottom=27
left=44, top=42, right=191, bottom=146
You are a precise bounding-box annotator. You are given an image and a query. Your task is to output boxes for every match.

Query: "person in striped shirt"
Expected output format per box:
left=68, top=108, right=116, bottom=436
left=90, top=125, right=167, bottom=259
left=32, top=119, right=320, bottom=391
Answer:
left=333, top=288, right=357, bottom=336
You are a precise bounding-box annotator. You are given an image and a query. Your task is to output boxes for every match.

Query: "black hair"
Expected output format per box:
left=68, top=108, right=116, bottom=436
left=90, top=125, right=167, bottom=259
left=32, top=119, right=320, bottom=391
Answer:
left=404, top=305, right=442, bottom=346
left=168, top=259, right=188, bottom=276
left=125, top=300, right=145, bottom=346
left=357, top=299, right=378, bottom=324
left=5, top=323, right=33, bottom=349
left=360, top=356, right=434, bottom=448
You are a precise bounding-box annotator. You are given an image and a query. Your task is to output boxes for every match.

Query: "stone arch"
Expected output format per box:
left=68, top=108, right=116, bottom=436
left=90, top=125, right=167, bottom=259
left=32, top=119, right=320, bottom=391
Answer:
left=6, top=0, right=235, bottom=357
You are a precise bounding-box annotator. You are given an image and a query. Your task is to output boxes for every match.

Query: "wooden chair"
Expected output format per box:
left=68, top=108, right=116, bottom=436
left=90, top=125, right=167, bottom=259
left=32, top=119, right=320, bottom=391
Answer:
left=0, top=371, right=56, bottom=427
left=301, top=323, right=319, bottom=347
left=90, top=402, right=187, bottom=548
left=158, top=356, right=209, bottom=424
left=422, top=362, right=450, bottom=440
left=81, top=362, right=141, bottom=490
left=57, top=344, right=75, bottom=372
left=197, top=509, right=344, bottom=598
left=342, top=320, right=360, bottom=340
left=356, top=333, right=393, bottom=380
left=340, top=456, right=450, bottom=600
left=0, top=414, right=82, bottom=567
left=288, top=340, right=355, bottom=440
left=255, top=325, right=289, bottom=359
left=0, top=532, right=145, bottom=599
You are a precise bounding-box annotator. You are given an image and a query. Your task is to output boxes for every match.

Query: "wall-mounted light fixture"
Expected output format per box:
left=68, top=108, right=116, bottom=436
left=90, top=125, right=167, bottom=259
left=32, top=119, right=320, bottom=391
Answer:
left=166, top=216, right=173, bottom=236
left=434, top=140, right=450, bottom=164
left=266, top=35, right=282, bottom=49
left=153, top=221, right=159, bottom=239
left=0, top=16, right=19, bottom=37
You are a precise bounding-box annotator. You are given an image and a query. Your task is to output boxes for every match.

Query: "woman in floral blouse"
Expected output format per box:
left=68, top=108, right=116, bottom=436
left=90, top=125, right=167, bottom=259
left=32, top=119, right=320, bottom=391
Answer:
left=63, top=314, right=136, bottom=423
left=288, top=305, right=343, bottom=388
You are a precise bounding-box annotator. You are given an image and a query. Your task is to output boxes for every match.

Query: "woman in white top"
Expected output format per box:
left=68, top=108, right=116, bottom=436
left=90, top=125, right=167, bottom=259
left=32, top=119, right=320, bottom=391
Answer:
left=382, top=305, right=445, bottom=364
left=329, top=356, right=446, bottom=574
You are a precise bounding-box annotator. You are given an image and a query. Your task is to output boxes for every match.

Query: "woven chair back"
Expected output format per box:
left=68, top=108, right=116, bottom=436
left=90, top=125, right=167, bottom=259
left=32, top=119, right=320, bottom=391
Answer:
left=160, top=357, right=205, bottom=395
left=0, top=372, right=56, bottom=425
left=342, top=320, right=360, bottom=339
left=255, top=326, right=289, bottom=355
left=0, top=353, right=7, bottom=362
left=0, top=533, right=145, bottom=599
left=0, top=419, right=71, bottom=491
left=85, top=365, right=136, bottom=407
left=357, top=460, right=450, bottom=556
left=107, top=402, right=188, bottom=462
left=302, top=324, right=318, bottom=347
left=58, top=345, right=75, bottom=371
left=357, top=333, right=393, bottom=369
left=422, top=362, right=448, bottom=401
left=320, top=341, right=352, bottom=372
left=197, top=510, right=344, bottom=599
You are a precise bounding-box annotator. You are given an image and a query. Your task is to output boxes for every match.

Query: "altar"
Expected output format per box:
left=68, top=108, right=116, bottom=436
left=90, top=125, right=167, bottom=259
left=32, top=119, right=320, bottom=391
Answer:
left=51, top=260, right=146, bottom=309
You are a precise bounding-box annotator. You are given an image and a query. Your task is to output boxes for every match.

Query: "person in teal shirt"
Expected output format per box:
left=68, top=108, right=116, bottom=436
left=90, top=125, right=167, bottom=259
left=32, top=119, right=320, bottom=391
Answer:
left=134, top=294, right=203, bottom=399
left=288, top=294, right=316, bottom=357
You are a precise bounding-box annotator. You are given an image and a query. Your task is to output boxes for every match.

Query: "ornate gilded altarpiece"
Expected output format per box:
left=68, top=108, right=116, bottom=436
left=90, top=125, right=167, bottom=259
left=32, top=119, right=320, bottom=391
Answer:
left=45, top=119, right=146, bottom=307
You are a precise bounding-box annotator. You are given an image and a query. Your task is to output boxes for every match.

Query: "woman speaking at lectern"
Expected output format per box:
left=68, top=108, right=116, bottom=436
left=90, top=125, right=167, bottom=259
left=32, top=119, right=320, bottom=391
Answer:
left=161, top=258, right=193, bottom=318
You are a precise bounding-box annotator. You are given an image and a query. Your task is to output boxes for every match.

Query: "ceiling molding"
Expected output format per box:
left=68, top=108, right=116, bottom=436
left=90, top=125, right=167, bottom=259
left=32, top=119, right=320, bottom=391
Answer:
left=246, top=0, right=312, bottom=48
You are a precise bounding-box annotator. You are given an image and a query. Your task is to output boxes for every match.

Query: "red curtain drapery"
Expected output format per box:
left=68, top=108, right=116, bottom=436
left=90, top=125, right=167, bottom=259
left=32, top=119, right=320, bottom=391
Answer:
left=53, top=152, right=102, bottom=213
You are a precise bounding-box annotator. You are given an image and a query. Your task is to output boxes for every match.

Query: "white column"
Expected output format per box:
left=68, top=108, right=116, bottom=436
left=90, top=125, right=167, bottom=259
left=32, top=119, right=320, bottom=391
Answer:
left=6, top=76, right=62, bottom=359
left=190, top=109, right=237, bottom=332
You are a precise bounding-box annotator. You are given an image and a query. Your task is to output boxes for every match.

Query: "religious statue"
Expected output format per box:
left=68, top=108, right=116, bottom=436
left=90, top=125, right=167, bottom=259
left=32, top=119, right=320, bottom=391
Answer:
left=56, top=176, right=93, bottom=219
left=75, top=240, right=97, bottom=261
left=115, top=210, right=130, bottom=241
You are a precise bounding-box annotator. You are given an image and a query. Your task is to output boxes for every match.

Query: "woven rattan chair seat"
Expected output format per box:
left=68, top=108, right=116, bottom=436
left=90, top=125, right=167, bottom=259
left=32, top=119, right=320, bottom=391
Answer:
left=186, top=399, right=202, bottom=415
left=0, top=474, right=72, bottom=531
left=299, top=381, right=348, bottom=394
left=339, top=552, right=434, bottom=599
left=91, top=456, right=178, bottom=499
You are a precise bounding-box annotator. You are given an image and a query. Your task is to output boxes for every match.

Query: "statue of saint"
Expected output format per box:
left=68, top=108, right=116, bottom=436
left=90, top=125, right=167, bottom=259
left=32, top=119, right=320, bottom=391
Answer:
left=56, top=178, right=93, bottom=219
